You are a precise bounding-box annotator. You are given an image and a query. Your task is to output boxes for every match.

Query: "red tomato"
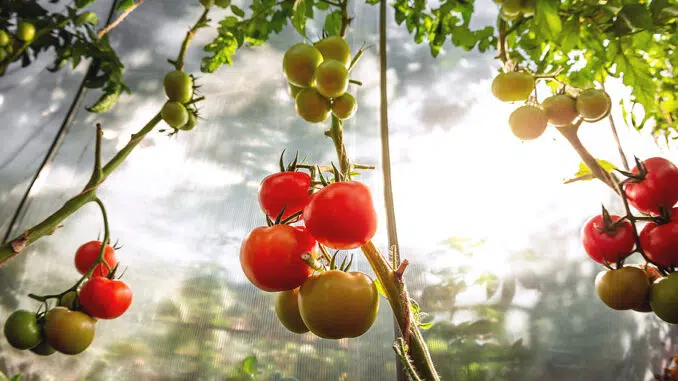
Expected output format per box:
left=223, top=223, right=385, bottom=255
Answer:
left=240, top=225, right=316, bottom=292
left=79, top=277, right=133, bottom=319
left=303, top=181, right=377, bottom=250
left=581, top=214, right=635, bottom=264
left=75, top=241, right=119, bottom=277
left=259, top=172, right=311, bottom=221
left=639, top=208, right=678, bottom=267
left=623, top=157, right=678, bottom=215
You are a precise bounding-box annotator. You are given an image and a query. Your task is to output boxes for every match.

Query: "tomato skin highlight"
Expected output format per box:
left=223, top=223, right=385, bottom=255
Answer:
left=79, top=277, right=133, bottom=319
left=240, top=225, right=316, bottom=292
left=623, top=157, right=678, bottom=215
left=303, top=181, right=378, bottom=250
left=581, top=214, right=635, bottom=264
left=298, top=270, right=379, bottom=339
left=259, top=171, right=311, bottom=221
left=4, top=310, right=41, bottom=350
left=43, top=307, right=96, bottom=355
left=275, top=288, right=309, bottom=334
left=75, top=240, right=118, bottom=277
left=639, top=208, right=678, bottom=267
left=595, top=267, right=650, bottom=310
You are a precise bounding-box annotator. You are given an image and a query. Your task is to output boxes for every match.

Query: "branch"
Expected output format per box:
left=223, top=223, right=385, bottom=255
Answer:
left=97, top=0, right=145, bottom=39
left=174, top=8, right=210, bottom=71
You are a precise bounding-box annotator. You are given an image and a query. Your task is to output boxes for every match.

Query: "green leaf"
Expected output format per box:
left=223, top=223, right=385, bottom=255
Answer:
left=291, top=0, right=308, bottom=38
left=570, top=159, right=617, bottom=181
left=475, top=272, right=500, bottom=299
left=534, top=0, right=562, bottom=40
left=86, top=83, right=122, bottom=113
left=373, top=279, right=387, bottom=297
left=559, top=17, right=580, bottom=53
left=116, top=0, right=136, bottom=11
left=315, top=1, right=329, bottom=10
left=75, top=0, right=97, bottom=8
left=323, top=10, right=342, bottom=37
left=231, top=5, right=246, bottom=17
left=614, top=50, right=656, bottom=108
left=241, top=355, right=258, bottom=376
left=618, top=4, right=654, bottom=31
left=9, top=375, right=20, bottom=381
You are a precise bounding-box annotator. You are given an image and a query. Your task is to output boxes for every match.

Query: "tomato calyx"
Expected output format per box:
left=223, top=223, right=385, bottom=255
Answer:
left=278, top=149, right=301, bottom=173
left=616, top=155, right=647, bottom=182
left=595, top=206, right=629, bottom=236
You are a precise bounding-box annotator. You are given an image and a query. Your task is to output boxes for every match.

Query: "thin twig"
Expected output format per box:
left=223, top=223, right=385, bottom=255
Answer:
left=97, top=0, right=145, bottom=39
left=608, top=114, right=630, bottom=171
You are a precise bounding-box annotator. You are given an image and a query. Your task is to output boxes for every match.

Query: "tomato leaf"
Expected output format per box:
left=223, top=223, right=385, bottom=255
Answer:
left=231, top=5, right=246, bottom=17
left=9, top=376, right=20, bottom=381
left=291, top=0, right=308, bottom=38
left=373, top=279, right=387, bottom=297
left=324, top=10, right=342, bottom=37
left=566, top=159, right=617, bottom=183
left=75, top=0, right=96, bottom=8
left=617, top=4, right=654, bottom=32
left=534, top=0, right=562, bottom=40
left=115, top=0, right=136, bottom=11
left=241, top=355, right=258, bottom=376
left=475, top=272, right=500, bottom=299
left=86, top=82, right=122, bottom=113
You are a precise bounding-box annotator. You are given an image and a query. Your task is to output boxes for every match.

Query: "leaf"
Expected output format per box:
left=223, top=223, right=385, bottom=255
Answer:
left=116, top=0, right=136, bottom=11
left=614, top=50, right=656, bottom=110
left=241, top=355, right=258, bottom=376
left=86, top=83, right=122, bottom=113
left=75, top=0, right=97, bottom=8
left=618, top=4, right=654, bottom=31
left=9, top=375, right=20, bottom=381
left=534, top=0, right=562, bottom=40
left=231, top=5, right=246, bottom=17
left=559, top=17, right=580, bottom=53
left=475, top=272, right=500, bottom=299
left=291, top=0, right=308, bottom=38
left=373, top=279, right=387, bottom=297
left=571, top=159, right=617, bottom=180
left=324, top=10, right=342, bottom=37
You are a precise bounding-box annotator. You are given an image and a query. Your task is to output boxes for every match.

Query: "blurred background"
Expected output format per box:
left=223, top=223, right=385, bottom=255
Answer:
left=1, top=0, right=678, bottom=380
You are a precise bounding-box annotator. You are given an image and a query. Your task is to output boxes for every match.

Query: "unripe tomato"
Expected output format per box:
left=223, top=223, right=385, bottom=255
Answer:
left=288, top=82, right=304, bottom=99
left=240, top=225, right=317, bottom=292
left=298, top=270, right=379, bottom=339
left=502, top=0, right=522, bottom=14
left=491, top=72, right=534, bottom=102
left=259, top=171, right=312, bottom=221
left=632, top=264, right=662, bottom=313
left=58, top=290, right=79, bottom=310
left=581, top=214, right=635, bottom=265
left=595, top=267, right=650, bottom=310
left=576, top=89, right=611, bottom=122
left=303, top=181, right=377, bottom=250
left=542, top=94, right=578, bottom=126
left=79, top=277, right=133, bottom=319
left=215, top=0, right=231, bottom=7
left=179, top=111, right=198, bottom=131
left=163, top=70, right=193, bottom=103
left=0, top=30, right=10, bottom=47
left=650, top=273, right=678, bottom=324
left=331, top=93, right=357, bottom=120
left=0, top=48, right=7, bottom=62
left=639, top=208, right=678, bottom=267
left=623, top=157, right=678, bottom=215
left=275, top=288, right=308, bottom=334
left=75, top=11, right=99, bottom=26
left=282, top=43, right=324, bottom=88
left=314, top=36, right=351, bottom=67
left=75, top=240, right=118, bottom=277
left=520, top=0, right=536, bottom=15
left=30, top=339, right=56, bottom=356
left=4, top=310, right=41, bottom=350
left=508, top=105, right=547, bottom=140
left=295, top=88, right=331, bottom=123
left=200, top=0, right=214, bottom=7
left=162, top=101, right=190, bottom=128
left=44, top=307, right=96, bottom=355
left=16, top=21, right=36, bottom=42
left=314, top=59, right=349, bottom=99
left=500, top=6, right=521, bottom=21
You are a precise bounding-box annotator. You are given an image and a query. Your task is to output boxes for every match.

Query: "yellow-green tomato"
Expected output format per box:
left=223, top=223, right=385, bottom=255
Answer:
left=650, top=273, right=678, bottom=324
left=295, top=88, right=331, bottom=123
left=282, top=43, right=324, bottom=88
left=508, top=105, right=547, bottom=140
left=298, top=270, right=379, bottom=339
left=275, top=287, right=308, bottom=334
left=17, top=21, right=36, bottom=42
left=4, top=310, right=41, bottom=350
left=331, top=93, right=357, bottom=120
left=576, top=89, right=611, bottom=122
left=161, top=101, right=189, bottom=128
left=314, top=59, right=349, bottom=99
left=314, top=36, right=351, bottom=67
left=179, top=111, right=198, bottom=131
left=0, top=31, right=10, bottom=47
left=58, top=290, right=78, bottom=310
left=288, top=82, right=304, bottom=99
left=520, top=0, right=536, bottom=16
left=542, top=94, right=579, bottom=126
left=0, top=48, right=7, bottom=62
left=595, top=267, right=650, bottom=311
left=163, top=70, right=194, bottom=103
left=44, top=307, right=96, bottom=355
left=491, top=72, right=534, bottom=102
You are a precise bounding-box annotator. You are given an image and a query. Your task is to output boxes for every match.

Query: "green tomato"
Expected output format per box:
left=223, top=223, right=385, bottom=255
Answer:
left=275, top=287, right=309, bottom=334
left=595, top=267, right=650, bottom=311
left=508, top=105, right=547, bottom=140
left=0, top=31, right=10, bottom=47
left=295, top=88, right=331, bottom=123
left=650, top=273, right=678, bottom=324
left=520, top=0, right=536, bottom=16
left=502, top=0, right=523, bottom=14
left=163, top=70, right=194, bottom=103
left=576, top=89, right=611, bottom=122
left=331, top=93, right=357, bottom=120
left=199, top=0, right=214, bottom=7
left=4, top=310, right=41, bottom=350
left=0, top=48, right=7, bottom=62
left=542, top=94, right=579, bottom=126
left=491, top=72, right=534, bottom=102
left=314, top=59, right=349, bottom=99
left=44, top=307, right=96, bottom=355
left=58, top=290, right=78, bottom=310
left=30, top=339, right=57, bottom=356
left=282, top=43, right=324, bottom=88
left=17, top=21, right=36, bottom=42
left=314, top=36, right=351, bottom=67
left=215, top=0, right=231, bottom=7
left=288, top=82, right=304, bottom=99
left=162, top=101, right=190, bottom=128
left=75, top=11, right=99, bottom=26
left=179, top=111, right=198, bottom=131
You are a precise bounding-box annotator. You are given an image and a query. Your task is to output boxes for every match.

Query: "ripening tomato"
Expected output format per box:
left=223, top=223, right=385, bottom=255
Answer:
left=595, top=267, right=650, bottom=310
left=650, top=272, right=678, bottom=323
left=295, top=88, right=331, bottom=123
left=639, top=208, right=678, bottom=267
left=303, top=181, right=377, bottom=250
left=491, top=72, right=534, bottom=102
left=542, top=94, right=578, bottom=126
left=576, top=89, right=611, bottom=122
left=298, top=270, right=379, bottom=339
left=79, top=277, right=133, bottom=319
left=314, top=36, right=351, bottom=67
left=283, top=43, right=324, bottom=88
left=275, top=287, right=308, bottom=334
left=163, top=70, right=194, bottom=103
left=4, top=310, right=41, bottom=350
left=623, top=157, right=678, bottom=215
left=58, top=290, right=79, bottom=310
left=44, top=307, right=96, bottom=355
left=331, top=93, right=357, bottom=120
left=288, top=82, right=304, bottom=99
left=314, top=59, right=349, bottom=99
left=581, top=214, right=635, bottom=264
left=75, top=240, right=118, bottom=277
left=240, top=225, right=316, bottom=292
left=508, top=105, right=547, bottom=140
left=259, top=171, right=311, bottom=221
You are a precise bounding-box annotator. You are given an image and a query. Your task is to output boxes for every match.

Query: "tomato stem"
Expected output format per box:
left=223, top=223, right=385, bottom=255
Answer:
left=174, top=8, right=210, bottom=71
left=393, top=338, right=424, bottom=381
left=97, top=0, right=145, bottom=39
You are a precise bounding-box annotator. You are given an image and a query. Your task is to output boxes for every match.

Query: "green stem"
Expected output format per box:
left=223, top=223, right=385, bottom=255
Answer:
left=328, top=116, right=351, bottom=178
left=394, top=338, right=424, bottom=381
left=174, top=8, right=210, bottom=71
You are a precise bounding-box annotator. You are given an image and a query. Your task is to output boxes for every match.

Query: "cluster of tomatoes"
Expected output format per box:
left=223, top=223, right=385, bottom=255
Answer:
left=580, top=157, right=678, bottom=323
left=491, top=71, right=612, bottom=140
left=3, top=241, right=132, bottom=356
left=160, top=70, right=199, bottom=131
left=494, top=0, right=535, bottom=21
left=282, top=36, right=358, bottom=123
left=240, top=161, right=380, bottom=339
left=0, top=21, right=35, bottom=63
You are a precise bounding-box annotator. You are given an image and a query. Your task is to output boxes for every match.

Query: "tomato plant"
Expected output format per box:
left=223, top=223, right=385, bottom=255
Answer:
left=275, top=287, right=308, bottom=334
left=331, top=93, right=357, bottom=120
left=179, top=111, right=198, bottom=131
left=74, top=240, right=118, bottom=277
left=314, top=60, right=349, bottom=99
left=258, top=171, right=311, bottom=221
left=3, top=310, right=41, bottom=350
left=639, top=208, right=678, bottom=268
left=581, top=214, right=635, bottom=265
left=623, top=157, right=678, bottom=215
left=282, top=43, right=324, bottom=88
left=298, top=270, right=379, bottom=339
left=43, top=307, right=96, bottom=355
left=314, top=36, right=351, bottom=67
left=508, top=105, right=547, bottom=140
left=240, top=225, right=316, bottom=292
left=303, top=181, right=377, bottom=250
left=594, top=267, right=650, bottom=311
left=650, top=273, right=678, bottom=324
left=491, top=72, right=534, bottom=102
left=79, top=277, right=133, bottom=319
left=295, top=88, right=331, bottom=123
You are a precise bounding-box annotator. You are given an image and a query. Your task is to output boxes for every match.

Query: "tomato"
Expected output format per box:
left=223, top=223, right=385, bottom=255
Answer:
left=295, top=88, right=331, bottom=123
left=59, top=290, right=79, bottom=310
left=79, top=277, right=133, bottom=319
left=331, top=93, right=357, bottom=120
left=179, top=111, right=198, bottom=131
left=542, top=94, right=578, bottom=126
left=75, top=11, right=99, bottom=26
left=215, top=0, right=231, bottom=7
left=17, top=21, right=36, bottom=42
left=162, top=101, right=189, bottom=128
left=500, top=6, right=521, bottom=21
left=259, top=171, right=311, bottom=220
left=240, top=225, right=317, bottom=292
left=75, top=240, right=118, bottom=277
left=303, top=181, right=377, bottom=250
left=0, top=48, right=7, bottom=62
left=595, top=267, right=650, bottom=310
left=502, top=0, right=523, bottom=14
left=491, top=72, right=534, bottom=102
left=520, top=0, right=536, bottom=15
left=200, top=0, right=214, bottom=7
left=4, top=310, right=41, bottom=350
left=633, top=264, right=662, bottom=313
left=508, top=105, right=547, bottom=140
left=0, top=31, right=10, bottom=47
left=650, top=272, right=678, bottom=324
left=275, top=287, right=308, bottom=334
left=44, top=307, right=96, bottom=355
left=288, top=82, right=303, bottom=99
left=314, top=36, right=351, bottom=67
left=282, top=43, right=324, bottom=88
left=163, top=70, right=193, bottom=103
left=639, top=208, right=678, bottom=267
left=298, top=270, right=379, bottom=339
left=576, top=89, right=611, bottom=122
left=30, top=339, right=56, bottom=356
left=623, top=157, right=678, bottom=215
left=581, top=214, right=635, bottom=264
left=314, top=59, right=349, bottom=99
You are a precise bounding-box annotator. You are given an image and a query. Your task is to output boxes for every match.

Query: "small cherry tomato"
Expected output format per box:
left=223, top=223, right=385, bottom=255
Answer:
left=595, top=267, right=650, bottom=310
left=4, top=310, right=41, bottom=350
left=275, top=287, right=308, bottom=334
left=259, top=171, right=311, bottom=221
left=624, top=157, right=678, bottom=215
left=79, top=277, right=133, bottom=319
left=581, top=214, right=635, bottom=264
left=75, top=240, right=118, bottom=277
left=44, top=307, right=96, bottom=355
left=650, top=272, right=678, bottom=324
left=639, top=208, right=678, bottom=267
